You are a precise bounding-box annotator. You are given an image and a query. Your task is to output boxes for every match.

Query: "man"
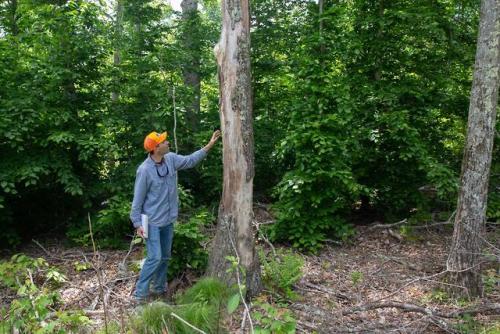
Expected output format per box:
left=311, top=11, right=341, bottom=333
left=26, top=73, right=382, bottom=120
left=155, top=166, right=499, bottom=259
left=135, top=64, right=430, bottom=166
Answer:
left=130, top=130, right=221, bottom=303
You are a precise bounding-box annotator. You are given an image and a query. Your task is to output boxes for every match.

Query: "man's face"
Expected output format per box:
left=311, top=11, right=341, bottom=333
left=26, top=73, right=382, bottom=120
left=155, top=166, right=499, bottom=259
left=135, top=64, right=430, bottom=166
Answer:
left=156, top=139, right=170, bottom=155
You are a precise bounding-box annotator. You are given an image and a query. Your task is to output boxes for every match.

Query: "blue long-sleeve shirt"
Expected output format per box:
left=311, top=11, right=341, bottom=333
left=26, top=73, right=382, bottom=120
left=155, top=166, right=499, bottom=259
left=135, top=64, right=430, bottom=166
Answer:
left=130, top=149, right=207, bottom=228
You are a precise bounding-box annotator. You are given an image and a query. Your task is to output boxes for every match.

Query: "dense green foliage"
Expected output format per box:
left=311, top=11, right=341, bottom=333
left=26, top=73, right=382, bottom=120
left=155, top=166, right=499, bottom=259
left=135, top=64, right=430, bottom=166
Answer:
left=251, top=0, right=487, bottom=251
left=169, top=207, right=214, bottom=278
left=1, top=0, right=496, bottom=254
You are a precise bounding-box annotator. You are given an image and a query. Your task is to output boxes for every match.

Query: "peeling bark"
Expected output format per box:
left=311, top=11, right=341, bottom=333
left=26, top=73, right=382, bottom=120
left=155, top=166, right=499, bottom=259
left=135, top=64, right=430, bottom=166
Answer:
left=207, top=0, right=261, bottom=297
left=446, top=0, right=499, bottom=298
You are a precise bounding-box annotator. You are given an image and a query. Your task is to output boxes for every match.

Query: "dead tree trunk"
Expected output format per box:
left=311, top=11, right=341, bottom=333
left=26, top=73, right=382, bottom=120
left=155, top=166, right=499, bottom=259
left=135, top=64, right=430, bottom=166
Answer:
left=446, top=0, right=499, bottom=298
left=207, top=0, right=262, bottom=297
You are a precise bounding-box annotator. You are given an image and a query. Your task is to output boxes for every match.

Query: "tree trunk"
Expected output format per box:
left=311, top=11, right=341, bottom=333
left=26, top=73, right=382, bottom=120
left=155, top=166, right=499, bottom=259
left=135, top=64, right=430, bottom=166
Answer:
left=9, top=0, right=18, bottom=36
left=446, top=0, right=499, bottom=298
left=112, top=0, right=123, bottom=103
left=207, top=0, right=262, bottom=297
left=181, top=0, right=201, bottom=133
left=374, top=0, right=384, bottom=81
left=318, top=0, right=324, bottom=54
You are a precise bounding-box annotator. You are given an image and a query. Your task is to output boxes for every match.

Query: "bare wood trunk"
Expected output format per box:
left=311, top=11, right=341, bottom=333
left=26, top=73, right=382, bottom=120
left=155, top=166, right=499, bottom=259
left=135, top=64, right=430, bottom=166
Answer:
left=207, top=0, right=262, bottom=297
left=446, top=0, right=499, bottom=298
left=181, top=0, right=201, bottom=133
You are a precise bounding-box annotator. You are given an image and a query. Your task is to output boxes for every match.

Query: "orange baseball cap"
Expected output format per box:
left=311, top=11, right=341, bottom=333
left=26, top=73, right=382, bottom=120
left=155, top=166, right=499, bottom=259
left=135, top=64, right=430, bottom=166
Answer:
left=144, top=131, right=167, bottom=151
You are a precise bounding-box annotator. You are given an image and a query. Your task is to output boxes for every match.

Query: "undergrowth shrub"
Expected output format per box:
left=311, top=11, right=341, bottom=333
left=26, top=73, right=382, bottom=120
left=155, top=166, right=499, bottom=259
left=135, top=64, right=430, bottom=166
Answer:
left=259, top=248, right=304, bottom=300
left=271, top=170, right=358, bottom=252
left=169, top=208, right=214, bottom=278
left=0, top=254, right=90, bottom=333
left=252, top=298, right=296, bottom=334
left=66, top=194, right=132, bottom=249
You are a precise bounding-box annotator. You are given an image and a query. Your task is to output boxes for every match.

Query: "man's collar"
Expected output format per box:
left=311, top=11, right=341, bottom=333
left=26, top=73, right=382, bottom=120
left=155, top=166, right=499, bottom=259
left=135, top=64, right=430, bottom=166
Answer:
left=148, top=154, right=165, bottom=165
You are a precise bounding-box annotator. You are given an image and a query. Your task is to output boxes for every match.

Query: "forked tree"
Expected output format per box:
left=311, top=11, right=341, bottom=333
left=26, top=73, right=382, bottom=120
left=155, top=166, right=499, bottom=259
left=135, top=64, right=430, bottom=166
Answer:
left=207, top=0, right=262, bottom=296
left=446, top=0, right=499, bottom=298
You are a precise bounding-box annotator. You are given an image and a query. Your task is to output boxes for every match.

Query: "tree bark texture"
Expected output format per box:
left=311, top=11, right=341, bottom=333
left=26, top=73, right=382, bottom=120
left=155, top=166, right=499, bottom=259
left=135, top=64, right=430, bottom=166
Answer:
left=181, top=0, right=201, bottom=133
left=207, top=0, right=261, bottom=297
left=446, top=0, right=499, bottom=298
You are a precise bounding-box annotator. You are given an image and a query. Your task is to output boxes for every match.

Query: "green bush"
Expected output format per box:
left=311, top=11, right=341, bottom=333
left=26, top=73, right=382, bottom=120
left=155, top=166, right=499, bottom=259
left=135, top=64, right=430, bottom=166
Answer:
left=0, top=254, right=91, bottom=333
left=169, top=208, right=214, bottom=278
left=270, top=77, right=361, bottom=252
left=259, top=248, right=304, bottom=300
left=66, top=194, right=131, bottom=249
left=270, top=166, right=357, bottom=252
left=252, top=300, right=296, bottom=334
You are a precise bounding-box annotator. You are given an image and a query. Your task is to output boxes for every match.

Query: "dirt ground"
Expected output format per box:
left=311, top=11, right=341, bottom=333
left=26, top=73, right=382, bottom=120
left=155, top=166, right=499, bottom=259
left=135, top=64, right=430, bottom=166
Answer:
left=1, top=218, right=499, bottom=333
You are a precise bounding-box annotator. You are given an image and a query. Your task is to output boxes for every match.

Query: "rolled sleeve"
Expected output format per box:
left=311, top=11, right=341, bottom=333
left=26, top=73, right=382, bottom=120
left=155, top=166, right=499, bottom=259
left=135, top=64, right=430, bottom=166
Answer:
left=130, top=167, right=148, bottom=228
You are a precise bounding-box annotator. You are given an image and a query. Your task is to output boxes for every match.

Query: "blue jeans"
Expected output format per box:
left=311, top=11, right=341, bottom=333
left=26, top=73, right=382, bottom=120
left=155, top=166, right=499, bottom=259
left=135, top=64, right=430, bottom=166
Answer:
left=134, top=223, right=174, bottom=299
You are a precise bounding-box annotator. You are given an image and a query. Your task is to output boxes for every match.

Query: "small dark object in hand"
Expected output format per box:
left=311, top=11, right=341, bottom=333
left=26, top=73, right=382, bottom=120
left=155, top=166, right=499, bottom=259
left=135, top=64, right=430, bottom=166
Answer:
left=213, top=127, right=220, bottom=132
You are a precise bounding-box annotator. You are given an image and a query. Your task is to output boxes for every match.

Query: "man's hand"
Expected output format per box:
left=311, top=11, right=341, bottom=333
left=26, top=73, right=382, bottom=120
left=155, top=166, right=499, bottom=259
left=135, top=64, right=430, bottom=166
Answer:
left=210, top=130, right=221, bottom=144
left=203, top=130, right=221, bottom=152
left=136, top=226, right=145, bottom=238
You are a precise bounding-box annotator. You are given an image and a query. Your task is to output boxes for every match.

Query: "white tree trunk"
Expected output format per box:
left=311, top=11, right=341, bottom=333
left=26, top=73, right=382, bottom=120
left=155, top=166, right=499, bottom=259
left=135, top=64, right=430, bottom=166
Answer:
left=446, top=0, right=499, bottom=298
left=207, top=0, right=261, bottom=296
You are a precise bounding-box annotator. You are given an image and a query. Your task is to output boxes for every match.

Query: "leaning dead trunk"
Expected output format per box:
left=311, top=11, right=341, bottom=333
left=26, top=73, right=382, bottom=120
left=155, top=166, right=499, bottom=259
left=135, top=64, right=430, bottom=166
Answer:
left=207, top=0, right=261, bottom=297
left=446, top=0, right=499, bottom=298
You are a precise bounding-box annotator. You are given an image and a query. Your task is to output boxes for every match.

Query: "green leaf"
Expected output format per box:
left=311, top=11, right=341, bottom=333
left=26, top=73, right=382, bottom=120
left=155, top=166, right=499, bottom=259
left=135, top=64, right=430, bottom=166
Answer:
left=227, top=293, right=240, bottom=314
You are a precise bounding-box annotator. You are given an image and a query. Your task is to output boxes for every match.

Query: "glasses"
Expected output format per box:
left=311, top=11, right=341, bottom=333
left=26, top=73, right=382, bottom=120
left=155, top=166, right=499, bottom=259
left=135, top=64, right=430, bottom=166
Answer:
left=155, top=162, right=169, bottom=177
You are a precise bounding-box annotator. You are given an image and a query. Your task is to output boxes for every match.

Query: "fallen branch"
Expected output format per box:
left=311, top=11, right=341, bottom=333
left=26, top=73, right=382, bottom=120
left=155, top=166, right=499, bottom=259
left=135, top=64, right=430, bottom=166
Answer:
left=388, top=229, right=404, bottom=241
left=256, top=227, right=276, bottom=258
left=31, top=239, right=52, bottom=257
left=119, top=231, right=139, bottom=277
left=372, top=268, right=451, bottom=302
left=341, top=301, right=440, bottom=316
left=299, top=281, right=350, bottom=301
left=444, top=303, right=500, bottom=318
left=368, top=219, right=407, bottom=231
left=293, top=301, right=500, bottom=321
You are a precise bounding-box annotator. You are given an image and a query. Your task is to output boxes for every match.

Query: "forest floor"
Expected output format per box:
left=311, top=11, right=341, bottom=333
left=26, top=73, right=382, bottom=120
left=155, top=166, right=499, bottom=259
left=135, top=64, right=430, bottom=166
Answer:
left=2, top=211, right=499, bottom=333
